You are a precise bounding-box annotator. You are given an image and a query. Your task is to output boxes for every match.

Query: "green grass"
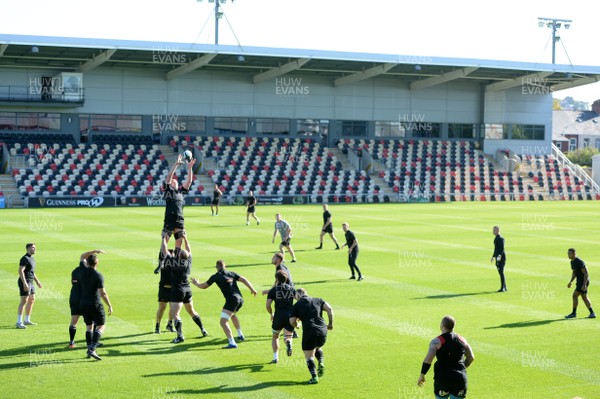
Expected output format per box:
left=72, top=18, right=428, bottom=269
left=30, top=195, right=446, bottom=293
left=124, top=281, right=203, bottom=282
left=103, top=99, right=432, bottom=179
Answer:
left=1, top=202, right=599, bottom=399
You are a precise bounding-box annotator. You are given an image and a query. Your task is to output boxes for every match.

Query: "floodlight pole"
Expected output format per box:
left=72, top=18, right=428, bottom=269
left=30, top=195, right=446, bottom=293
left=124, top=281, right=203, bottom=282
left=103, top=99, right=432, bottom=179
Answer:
left=538, top=17, right=572, bottom=64
left=215, top=0, right=221, bottom=45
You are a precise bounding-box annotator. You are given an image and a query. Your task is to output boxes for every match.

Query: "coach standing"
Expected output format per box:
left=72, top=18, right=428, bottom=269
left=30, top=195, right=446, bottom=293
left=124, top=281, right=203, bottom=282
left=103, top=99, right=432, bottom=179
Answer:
left=341, top=223, right=363, bottom=281
left=16, top=243, right=42, bottom=329
left=491, top=226, right=507, bottom=292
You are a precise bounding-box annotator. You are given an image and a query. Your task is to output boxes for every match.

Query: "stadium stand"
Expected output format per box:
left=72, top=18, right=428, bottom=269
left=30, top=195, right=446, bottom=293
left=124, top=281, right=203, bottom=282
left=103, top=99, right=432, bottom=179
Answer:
left=11, top=143, right=176, bottom=197
left=3, top=134, right=597, bottom=203
left=171, top=135, right=383, bottom=203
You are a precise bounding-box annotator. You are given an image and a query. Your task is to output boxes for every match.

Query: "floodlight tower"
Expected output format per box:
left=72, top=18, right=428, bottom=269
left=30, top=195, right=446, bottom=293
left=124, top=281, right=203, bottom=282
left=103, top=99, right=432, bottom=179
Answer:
left=198, top=0, right=236, bottom=45
left=537, top=17, right=572, bottom=64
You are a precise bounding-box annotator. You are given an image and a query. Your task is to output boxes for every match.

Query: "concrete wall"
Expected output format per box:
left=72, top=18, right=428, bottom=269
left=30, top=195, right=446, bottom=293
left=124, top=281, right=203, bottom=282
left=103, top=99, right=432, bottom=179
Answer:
left=483, top=88, right=553, bottom=155
left=0, top=66, right=554, bottom=154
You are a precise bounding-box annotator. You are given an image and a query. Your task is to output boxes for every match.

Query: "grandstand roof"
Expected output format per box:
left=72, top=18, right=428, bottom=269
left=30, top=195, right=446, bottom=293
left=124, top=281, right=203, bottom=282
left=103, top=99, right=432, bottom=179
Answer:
left=1, top=33, right=599, bottom=91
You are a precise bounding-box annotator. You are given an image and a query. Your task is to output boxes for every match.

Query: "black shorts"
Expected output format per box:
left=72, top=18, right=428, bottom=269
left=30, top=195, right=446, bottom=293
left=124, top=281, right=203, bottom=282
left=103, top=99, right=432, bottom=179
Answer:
left=163, top=214, right=185, bottom=232
left=322, top=225, right=333, bottom=234
left=158, top=285, right=172, bottom=303
left=576, top=280, right=589, bottom=294
left=301, top=332, right=327, bottom=351
left=272, top=311, right=294, bottom=333
left=82, top=303, right=106, bottom=326
left=171, top=287, right=192, bottom=304
left=434, top=379, right=467, bottom=398
left=211, top=198, right=220, bottom=206
left=70, top=302, right=81, bottom=316
left=280, top=238, right=291, bottom=247
left=224, top=295, right=244, bottom=313
left=17, top=279, right=35, bottom=296
left=247, top=206, right=255, bottom=213
left=495, top=254, right=506, bottom=269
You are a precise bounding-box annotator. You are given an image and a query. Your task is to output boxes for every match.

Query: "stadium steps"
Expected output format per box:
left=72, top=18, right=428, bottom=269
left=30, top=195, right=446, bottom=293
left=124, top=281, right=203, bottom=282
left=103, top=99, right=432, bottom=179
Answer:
left=156, top=145, right=179, bottom=165
left=0, top=174, right=24, bottom=208
left=368, top=173, right=395, bottom=202
left=196, top=174, right=214, bottom=193
left=327, top=147, right=352, bottom=170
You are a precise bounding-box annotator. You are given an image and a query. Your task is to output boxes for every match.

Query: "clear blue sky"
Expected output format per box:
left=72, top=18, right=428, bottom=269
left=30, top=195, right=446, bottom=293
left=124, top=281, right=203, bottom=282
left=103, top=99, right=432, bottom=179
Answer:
left=2, top=0, right=598, bottom=105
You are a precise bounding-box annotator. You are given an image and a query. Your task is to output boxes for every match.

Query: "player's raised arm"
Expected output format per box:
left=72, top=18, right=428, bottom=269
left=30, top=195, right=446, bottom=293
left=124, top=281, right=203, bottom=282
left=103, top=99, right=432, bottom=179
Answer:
left=166, top=154, right=182, bottom=185
left=80, top=249, right=105, bottom=262
left=182, top=158, right=195, bottom=190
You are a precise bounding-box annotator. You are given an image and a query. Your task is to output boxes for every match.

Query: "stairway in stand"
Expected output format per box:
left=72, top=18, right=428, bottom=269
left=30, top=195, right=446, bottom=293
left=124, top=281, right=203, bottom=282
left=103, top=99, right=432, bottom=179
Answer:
left=0, top=174, right=25, bottom=208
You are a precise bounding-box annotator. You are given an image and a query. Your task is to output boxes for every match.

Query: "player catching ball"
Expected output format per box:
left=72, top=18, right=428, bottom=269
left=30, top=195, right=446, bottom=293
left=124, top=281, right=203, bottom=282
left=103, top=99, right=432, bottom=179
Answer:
left=155, top=153, right=195, bottom=273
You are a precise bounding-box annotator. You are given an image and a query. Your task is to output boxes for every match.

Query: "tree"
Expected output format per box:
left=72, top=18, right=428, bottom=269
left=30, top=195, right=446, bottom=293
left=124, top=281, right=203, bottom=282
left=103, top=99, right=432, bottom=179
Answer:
left=566, top=146, right=600, bottom=167
left=553, top=98, right=562, bottom=110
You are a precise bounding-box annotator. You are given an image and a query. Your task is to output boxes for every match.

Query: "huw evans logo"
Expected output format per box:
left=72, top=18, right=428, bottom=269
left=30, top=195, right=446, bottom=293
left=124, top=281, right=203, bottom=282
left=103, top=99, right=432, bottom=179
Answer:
left=275, top=77, right=309, bottom=95
left=521, top=77, right=554, bottom=95
left=152, top=47, right=188, bottom=65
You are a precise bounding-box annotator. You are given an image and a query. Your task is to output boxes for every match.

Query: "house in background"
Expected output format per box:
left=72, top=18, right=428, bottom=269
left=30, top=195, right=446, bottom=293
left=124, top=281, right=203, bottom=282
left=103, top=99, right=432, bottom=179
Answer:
left=553, top=99, right=600, bottom=152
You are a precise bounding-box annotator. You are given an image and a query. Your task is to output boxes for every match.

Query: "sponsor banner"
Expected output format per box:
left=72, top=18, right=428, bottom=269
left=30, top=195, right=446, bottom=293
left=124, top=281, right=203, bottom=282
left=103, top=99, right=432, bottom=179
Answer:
left=230, top=195, right=307, bottom=205
left=120, top=195, right=210, bottom=207
left=28, top=196, right=114, bottom=208
left=186, top=196, right=211, bottom=206
left=254, top=195, right=301, bottom=205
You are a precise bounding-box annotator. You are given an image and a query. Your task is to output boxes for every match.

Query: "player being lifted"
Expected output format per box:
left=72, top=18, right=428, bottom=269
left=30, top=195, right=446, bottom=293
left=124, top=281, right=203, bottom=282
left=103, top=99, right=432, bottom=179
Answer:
left=155, top=154, right=195, bottom=273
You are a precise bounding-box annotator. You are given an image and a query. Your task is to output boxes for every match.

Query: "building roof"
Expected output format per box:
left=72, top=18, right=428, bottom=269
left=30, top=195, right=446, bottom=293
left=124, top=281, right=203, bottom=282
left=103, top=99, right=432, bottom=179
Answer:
left=553, top=110, right=600, bottom=140
left=1, top=33, right=600, bottom=90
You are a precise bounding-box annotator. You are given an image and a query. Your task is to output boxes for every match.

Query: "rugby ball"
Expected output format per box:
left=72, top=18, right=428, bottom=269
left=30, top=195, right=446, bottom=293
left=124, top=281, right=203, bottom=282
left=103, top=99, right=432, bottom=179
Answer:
left=183, top=150, right=193, bottom=162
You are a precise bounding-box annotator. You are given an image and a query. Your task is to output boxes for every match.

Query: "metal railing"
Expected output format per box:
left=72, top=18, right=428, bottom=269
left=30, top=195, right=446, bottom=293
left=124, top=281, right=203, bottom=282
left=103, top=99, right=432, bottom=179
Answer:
left=0, top=85, right=85, bottom=103
left=551, top=143, right=600, bottom=193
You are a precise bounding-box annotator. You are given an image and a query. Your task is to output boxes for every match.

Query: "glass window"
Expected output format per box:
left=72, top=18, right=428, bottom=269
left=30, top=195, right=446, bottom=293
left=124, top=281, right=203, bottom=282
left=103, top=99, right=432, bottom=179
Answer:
left=297, top=119, right=328, bottom=137
left=583, top=138, right=590, bottom=148
left=511, top=124, right=545, bottom=140
left=255, top=118, right=289, bottom=135
left=80, top=114, right=142, bottom=133
left=595, top=138, right=600, bottom=150
left=214, top=117, right=248, bottom=135
left=375, top=121, right=406, bottom=138
left=341, top=120, right=367, bottom=137
left=448, top=123, right=475, bottom=139
left=484, top=124, right=505, bottom=139
left=5, top=112, right=61, bottom=130
left=151, top=115, right=204, bottom=134
left=569, top=138, right=576, bottom=152
left=0, top=112, right=17, bottom=130
left=411, top=122, right=441, bottom=138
